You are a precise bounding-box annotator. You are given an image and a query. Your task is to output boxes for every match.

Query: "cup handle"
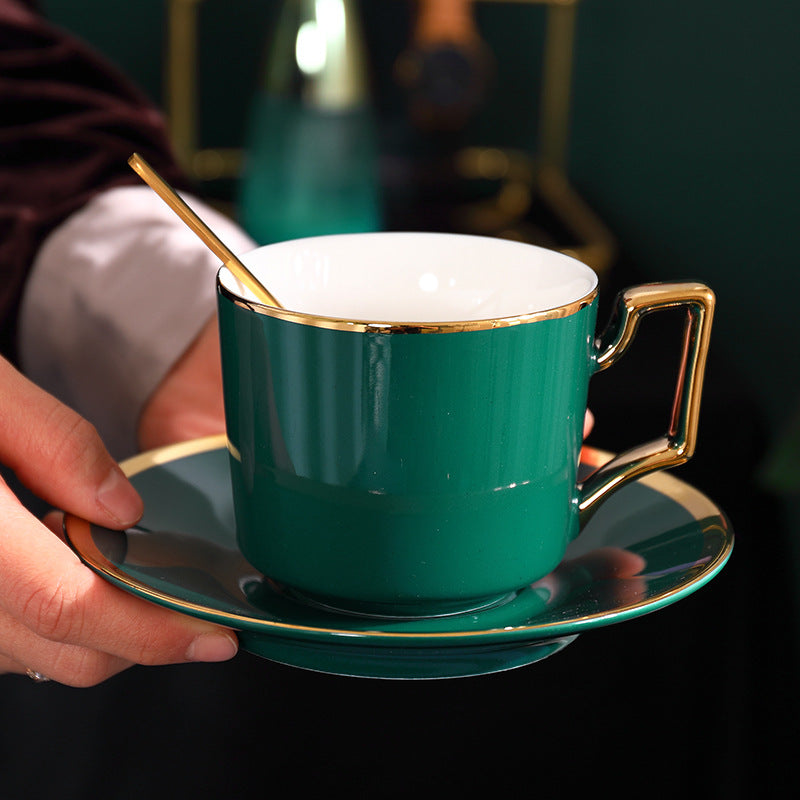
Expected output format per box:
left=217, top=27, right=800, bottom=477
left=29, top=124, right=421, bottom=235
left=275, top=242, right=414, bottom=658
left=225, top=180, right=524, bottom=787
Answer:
left=578, top=282, right=715, bottom=522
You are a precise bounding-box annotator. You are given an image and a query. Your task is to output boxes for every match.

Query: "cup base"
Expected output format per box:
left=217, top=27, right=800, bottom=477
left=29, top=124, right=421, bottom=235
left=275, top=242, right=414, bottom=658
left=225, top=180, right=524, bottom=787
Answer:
left=281, top=586, right=520, bottom=620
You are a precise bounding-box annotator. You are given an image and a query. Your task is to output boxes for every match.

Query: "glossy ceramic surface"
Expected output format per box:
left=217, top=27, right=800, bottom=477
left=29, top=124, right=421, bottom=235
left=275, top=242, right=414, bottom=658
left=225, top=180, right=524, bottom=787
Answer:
left=219, top=283, right=596, bottom=614
left=64, top=437, right=733, bottom=679
left=217, top=234, right=713, bottom=616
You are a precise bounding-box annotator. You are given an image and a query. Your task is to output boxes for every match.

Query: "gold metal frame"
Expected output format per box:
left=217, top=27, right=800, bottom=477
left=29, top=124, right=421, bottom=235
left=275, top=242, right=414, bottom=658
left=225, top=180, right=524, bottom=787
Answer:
left=165, top=0, right=615, bottom=272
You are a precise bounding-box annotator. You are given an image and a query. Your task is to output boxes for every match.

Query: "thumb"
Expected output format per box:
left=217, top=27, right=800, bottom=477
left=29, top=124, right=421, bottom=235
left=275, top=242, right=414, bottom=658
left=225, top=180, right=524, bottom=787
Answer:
left=0, top=358, right=142, bottom=527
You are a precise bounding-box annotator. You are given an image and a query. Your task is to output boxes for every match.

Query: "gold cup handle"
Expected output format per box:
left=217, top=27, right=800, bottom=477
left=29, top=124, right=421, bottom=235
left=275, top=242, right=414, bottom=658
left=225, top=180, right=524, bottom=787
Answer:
left=578, top=282, right=716, bottom=521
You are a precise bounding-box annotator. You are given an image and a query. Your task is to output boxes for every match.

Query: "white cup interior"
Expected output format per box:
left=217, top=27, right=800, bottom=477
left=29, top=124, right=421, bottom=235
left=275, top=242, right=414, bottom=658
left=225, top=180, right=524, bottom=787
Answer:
left=219, top=232, right=597, bottom=323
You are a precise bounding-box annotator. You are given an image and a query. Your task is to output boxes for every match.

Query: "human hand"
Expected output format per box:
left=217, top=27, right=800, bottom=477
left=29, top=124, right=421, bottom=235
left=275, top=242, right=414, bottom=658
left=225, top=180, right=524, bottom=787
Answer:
left=137, top=315, right=226, bottom=452
left=0, top=357, right=237, bottom=686
left=583, top=409, right=594, bottom=440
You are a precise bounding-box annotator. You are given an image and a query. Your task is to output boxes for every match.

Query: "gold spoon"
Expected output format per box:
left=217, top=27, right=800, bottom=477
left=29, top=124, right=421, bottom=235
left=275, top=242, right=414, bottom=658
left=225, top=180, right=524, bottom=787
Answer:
left=127, top=152, right=281, bottom=308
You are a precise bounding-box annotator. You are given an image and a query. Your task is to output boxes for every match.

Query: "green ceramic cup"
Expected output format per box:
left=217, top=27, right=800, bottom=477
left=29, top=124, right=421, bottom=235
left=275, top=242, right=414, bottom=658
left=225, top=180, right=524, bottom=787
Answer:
left=217, top=232, right=714, bottom=618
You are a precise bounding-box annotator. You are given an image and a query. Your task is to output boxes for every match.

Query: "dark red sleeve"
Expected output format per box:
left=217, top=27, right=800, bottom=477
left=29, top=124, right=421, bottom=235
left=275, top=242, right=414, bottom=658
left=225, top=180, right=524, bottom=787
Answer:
left=0, top=0, right=192, bottom=360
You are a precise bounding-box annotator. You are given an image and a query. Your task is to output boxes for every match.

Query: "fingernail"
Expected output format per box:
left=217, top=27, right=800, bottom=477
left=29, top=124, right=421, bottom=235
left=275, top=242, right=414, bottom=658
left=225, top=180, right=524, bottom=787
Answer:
left=186, top=632, right=239, bottom=663
left=97, top=466, right=144, bottom=526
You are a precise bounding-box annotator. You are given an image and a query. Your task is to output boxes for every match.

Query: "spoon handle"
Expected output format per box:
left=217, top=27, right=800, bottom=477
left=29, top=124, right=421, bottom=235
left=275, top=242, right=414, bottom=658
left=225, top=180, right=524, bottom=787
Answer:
left=128, top=153, right=281, bottom=308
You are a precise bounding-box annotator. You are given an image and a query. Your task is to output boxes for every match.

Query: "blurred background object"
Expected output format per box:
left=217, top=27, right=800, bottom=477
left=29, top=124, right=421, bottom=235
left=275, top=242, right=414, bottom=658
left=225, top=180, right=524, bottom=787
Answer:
left=237, top=0, right=382, bottom=243
left=393, top=0, right=494, bottom=132
left=159, top=0, right=616, bottom=270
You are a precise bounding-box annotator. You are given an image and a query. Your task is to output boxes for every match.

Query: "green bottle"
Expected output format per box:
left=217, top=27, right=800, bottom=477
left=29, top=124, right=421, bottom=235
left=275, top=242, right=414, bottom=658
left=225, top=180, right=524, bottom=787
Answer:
left=239, top=0, right=382, bottom=244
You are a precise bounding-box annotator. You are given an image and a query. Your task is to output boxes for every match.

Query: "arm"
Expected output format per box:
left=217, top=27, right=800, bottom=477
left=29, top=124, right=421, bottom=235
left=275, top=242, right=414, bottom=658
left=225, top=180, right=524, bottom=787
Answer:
left=1, top=0, right=254, bottom=455
left=0, top=0, right=193, bottom=361
left=19, top=185, right=254, bottom=457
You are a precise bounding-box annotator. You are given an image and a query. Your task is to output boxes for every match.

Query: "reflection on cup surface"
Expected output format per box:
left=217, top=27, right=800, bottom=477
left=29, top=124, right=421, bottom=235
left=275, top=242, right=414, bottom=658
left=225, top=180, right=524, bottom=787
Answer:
left=217, top=232, right=714, bottom=618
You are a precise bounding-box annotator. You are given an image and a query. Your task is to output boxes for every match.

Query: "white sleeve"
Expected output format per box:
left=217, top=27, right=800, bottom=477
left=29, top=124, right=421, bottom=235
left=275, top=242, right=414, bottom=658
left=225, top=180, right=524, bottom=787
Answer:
left=18, top=185, right=257, bottom=459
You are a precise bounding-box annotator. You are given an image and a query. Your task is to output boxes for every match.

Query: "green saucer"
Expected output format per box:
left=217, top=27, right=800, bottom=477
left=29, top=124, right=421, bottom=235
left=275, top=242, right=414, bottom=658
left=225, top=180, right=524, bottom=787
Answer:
left=64, top=435, right=733, bottom=679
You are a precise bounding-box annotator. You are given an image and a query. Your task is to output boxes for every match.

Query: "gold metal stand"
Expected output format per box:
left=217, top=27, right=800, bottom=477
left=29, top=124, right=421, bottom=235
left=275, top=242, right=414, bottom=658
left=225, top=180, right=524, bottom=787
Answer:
left=165, top=0, right=615, bottom=272
left=166, top=0, right=242, bottom=180
left=457, top=0, right=616, bottom=271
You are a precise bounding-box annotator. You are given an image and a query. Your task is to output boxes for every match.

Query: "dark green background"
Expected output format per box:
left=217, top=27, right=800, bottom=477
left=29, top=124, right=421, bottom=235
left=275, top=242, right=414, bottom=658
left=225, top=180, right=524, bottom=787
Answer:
left=41, top=0, right=800, bottom=442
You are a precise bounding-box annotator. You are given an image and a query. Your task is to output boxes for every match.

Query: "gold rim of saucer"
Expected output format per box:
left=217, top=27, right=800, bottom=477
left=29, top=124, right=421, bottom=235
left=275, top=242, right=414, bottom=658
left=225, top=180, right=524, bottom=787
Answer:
left=62, top=436, right=731, bottom=641
left=217, top=280, right=598, bottom=334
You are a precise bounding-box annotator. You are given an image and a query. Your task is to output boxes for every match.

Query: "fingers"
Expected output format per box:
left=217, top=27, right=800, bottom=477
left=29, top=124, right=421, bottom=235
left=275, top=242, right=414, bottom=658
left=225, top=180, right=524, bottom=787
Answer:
left=583, top=409, right=595, bottom=439
left=0, top=615, right=134, bottom=687
left=137, top=315, right=226, bottom=451
left=0, top=484, right=238, bottom=686
left=0, top=356, right=236, bottom=687
left=41, top=510, right=64, bottom=537
left=0, top=357, right=142, bottom=527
